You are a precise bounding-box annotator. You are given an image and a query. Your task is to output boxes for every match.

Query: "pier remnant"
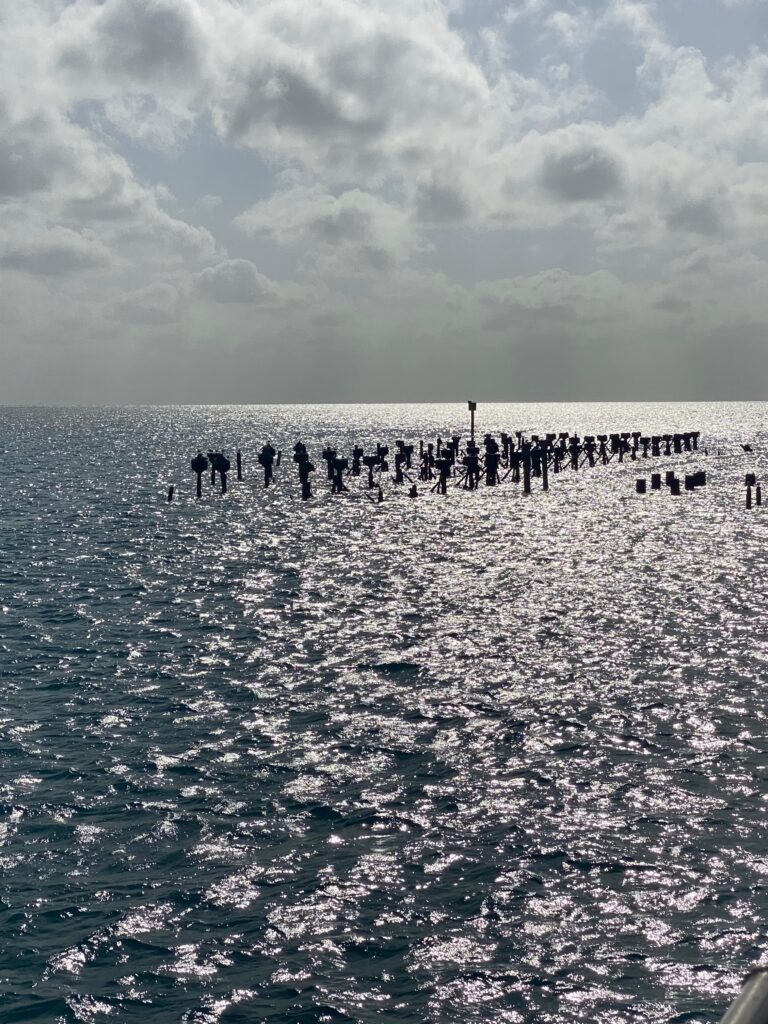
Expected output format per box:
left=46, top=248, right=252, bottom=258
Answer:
left=191, top=452, right=208, bottom=498
left=212, top=453, right=230, bottom=494
left=259, top=443, right=276, bottom=487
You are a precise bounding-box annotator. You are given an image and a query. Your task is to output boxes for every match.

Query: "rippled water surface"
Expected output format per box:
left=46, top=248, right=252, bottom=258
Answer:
left=3, top=403, right=768, bottom=1024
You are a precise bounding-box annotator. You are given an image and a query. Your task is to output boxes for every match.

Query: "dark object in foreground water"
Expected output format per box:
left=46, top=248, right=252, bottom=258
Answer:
left=167, top=486, right=174, bottom=503
left=636, top=479, right=646, bottom=494
left=720, top=966, right=768, bottom=1024
left=236, top=449, right=242, bottom=481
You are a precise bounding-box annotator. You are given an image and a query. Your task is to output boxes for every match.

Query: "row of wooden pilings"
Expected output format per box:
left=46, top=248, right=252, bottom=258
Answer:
left=171, top=429, right=703, bottom=501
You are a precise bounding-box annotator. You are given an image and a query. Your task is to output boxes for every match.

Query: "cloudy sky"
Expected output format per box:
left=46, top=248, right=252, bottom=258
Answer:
left=1, top=0, right=767, bottom=403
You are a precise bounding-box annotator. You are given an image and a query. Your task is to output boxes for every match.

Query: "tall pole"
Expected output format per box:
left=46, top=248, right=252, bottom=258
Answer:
left=468, top=400, right=476, bottom=442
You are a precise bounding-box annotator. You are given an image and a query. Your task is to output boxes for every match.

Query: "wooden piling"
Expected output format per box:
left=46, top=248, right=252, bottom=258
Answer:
left=522, top=443, right=532, bottom=495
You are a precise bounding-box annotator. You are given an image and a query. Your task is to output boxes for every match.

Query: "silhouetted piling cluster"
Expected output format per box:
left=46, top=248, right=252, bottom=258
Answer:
left=637, top=468, right=707, bottom=496
left=181, top=426, right=706, bottom=503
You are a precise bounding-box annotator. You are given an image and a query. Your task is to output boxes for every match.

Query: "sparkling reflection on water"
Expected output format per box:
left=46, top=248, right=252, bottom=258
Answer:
left=2, top=403, right=768, bottom=1024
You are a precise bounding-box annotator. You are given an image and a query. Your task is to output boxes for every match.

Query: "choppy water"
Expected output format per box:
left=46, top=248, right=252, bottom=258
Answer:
left=2, top=403, right=768, bottom=1024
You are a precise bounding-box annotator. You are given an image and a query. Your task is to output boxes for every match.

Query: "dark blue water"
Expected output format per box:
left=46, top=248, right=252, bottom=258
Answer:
left=2, top=403, right=768, bottom=1024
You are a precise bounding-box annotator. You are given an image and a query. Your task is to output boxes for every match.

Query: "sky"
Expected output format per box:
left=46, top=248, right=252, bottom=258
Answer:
left=1, top=0, right=767, bottom=403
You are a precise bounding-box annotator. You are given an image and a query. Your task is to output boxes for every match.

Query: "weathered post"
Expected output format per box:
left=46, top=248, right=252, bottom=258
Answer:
left=191, top=452, right=208, bottom=498
left=377, top=444, right=389, bottom=473
left=651, top=473, right=661, bottom=490
left=569, top=435, right=580, bottom=471
left=468, top=400, right=476, bottom=441
left=322, top=447, right=336, bottom=481
left=540, top=441, right=549, bottom=492
left=747, top=484, right=753, bottom=509
left=236, top=449, right=242, bottom=481
left=434, top=451, right=452, bottom=495
left=583, top=436, right=596, bottom=468
left=331, top=457, right=349, bottom=494
left=522, top=442, right=532, bottom=495
left=636, top=479, right=646, bottom=494
left=167, top=485, right=174, bottom=503
left=484, top=436, right=501, bottom=486
left=213, top=453, right=230, bottom=494
left=758, top=484, right=763, bottom=507
left=297, top=453, right=315, bottom=500
left=598, top=435, right=609, bottom=465
left=363, top=454, right=379, bottom=490
left=258, top=443, right=276, bottom=487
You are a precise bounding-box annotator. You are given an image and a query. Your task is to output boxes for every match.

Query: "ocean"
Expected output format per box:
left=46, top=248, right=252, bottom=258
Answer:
left=2, top=402, right=768, bottom=1023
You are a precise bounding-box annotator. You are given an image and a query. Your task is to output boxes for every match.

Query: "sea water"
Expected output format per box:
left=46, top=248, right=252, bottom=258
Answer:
left=2, top=403, right=768, bottom=1024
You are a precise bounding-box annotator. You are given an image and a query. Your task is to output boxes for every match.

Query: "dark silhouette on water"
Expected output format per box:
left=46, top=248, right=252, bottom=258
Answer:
left=258, top=443, right=276, bottom=487
left=362, top=453, right=379, bottom=490
left=331, top=457, right=349, bottom=494
left=182, top=408, right=708, bottom=507
left=211, top=452, right=230, bottom=494
left=293, top=442, right=315, bottom=500
left=191, top=452, right=208, bottom=498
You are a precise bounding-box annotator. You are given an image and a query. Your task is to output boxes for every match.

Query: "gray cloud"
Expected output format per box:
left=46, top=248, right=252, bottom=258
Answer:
left=666, top=197, right=725, bottom=236
left=415, top=179, right=471, bottom=223
left=0, top=105, right=71, bottom=198
left=109, top=282, right=181, bottom=324
left=58, top=0, right=204, bottom=87
left=540, top=143, right=624, bottom=202
left=0, top=227, right=109, bottom=276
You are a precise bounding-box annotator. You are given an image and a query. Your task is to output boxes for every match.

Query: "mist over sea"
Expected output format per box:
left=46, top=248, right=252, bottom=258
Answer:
left=3, top=402, right=768, bottom=1024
